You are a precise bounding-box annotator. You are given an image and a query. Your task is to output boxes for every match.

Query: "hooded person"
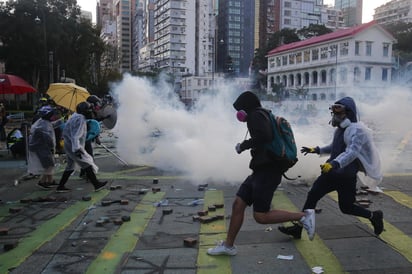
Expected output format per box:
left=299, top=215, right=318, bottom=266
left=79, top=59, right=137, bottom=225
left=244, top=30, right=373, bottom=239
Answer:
left=207, top=91, right=315, bottom=256
left=28, top=106, right=57, bottom=189
left=279, top=96, right=384, bottom=239
left=55, top=101, right=107, bottom=193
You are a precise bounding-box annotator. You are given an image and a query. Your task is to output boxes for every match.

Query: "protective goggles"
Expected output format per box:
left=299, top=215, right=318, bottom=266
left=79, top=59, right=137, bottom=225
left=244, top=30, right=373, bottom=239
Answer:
left=329, top=104, right=346, bottom=114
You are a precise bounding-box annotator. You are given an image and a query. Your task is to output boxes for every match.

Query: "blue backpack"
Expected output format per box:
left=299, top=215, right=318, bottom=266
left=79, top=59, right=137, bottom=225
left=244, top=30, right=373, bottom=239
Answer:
left=260, top=109, right=298, bottom=173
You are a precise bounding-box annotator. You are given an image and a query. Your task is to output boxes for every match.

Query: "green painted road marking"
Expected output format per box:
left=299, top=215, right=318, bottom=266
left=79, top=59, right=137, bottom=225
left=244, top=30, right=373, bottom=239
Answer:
left=383, top=190, right=412, bottom=209
left=329, top=191, right=412, bottom=263
left=95, top=173, right=185, bottom=181
left=85, top=191, right=165, bottom=274
left=197, top=190, right=231, bottom=274
left=275, top=191, right=346, bottom=274
left=0, top=190, right=109, bottom=273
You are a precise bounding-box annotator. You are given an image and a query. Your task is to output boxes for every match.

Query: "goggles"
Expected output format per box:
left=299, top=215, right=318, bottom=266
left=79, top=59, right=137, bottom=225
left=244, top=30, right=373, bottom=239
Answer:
left=329, top=104, right=346, bottom=114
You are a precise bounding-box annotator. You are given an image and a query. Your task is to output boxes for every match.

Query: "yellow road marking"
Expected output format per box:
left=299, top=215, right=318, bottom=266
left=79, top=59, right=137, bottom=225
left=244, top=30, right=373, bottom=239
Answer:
left=329, top=191, right=412, bottom=263
left=383, top=190, right=412, bottom=209
left=197, top=190, right=231, bottom=274
left=86, top=191, right=165, bottom=274
left=275, top=191, right=347, bottom=273
left=0, top=190, right=109, bottom=273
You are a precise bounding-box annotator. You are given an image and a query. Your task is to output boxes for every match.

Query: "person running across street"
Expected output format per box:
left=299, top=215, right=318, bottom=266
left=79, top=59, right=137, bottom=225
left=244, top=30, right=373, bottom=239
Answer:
left=278, top=96, right=384, bottom=239
left=55, top=101, right=107, bottom=193
left=207, top=91, right=315, bottom=256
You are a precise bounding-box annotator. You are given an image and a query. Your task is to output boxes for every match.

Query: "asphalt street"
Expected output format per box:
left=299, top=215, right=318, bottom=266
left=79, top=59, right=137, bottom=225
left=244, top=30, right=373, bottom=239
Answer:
left=0, top=129, right=411, bottom=274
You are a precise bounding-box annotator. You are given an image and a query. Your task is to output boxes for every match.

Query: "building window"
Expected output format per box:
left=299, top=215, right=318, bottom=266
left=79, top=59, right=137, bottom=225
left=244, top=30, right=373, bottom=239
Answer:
left=304, top=72, right=309, bottom=85
left=354, top=67, right=360, bottom=82
left=365, top=67, right=372, bottom=80
left=312, top=71, right=318, bottom=85
left=321, top=70, right=327, bottom=84
left=340, top=42, right=349, bottom=56
left=284, top=1, right=291, bottom=8
left=284, top=18, right=291, bottom=25
left=383, top=43, right=389, bottom=57
left=382, top=68, right=388, bottom=81
left=355, top=41, right=360, bottom=55
left=320, top=47, right=328, bottom=59
left=289, top=74, right=294, bottom=86
left=276, top=57, right=281, bottom=67
left=340, top=67, right=348, bottom=83
left=289, top=54, right=295, bottom=65
left=284, top=10, right=291, bottom=16
left=296, top=52, right=302, bottom=63
left=312, top=49, right=319, bottom=61
left=304, top=50, right=310, bottom=62
left=366, top=41, right=373, bottom=56
left=282, top=55, right=288, bottom=65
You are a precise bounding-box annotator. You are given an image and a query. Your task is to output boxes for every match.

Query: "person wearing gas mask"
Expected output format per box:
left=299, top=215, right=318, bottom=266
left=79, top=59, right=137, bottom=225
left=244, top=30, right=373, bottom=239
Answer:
left=55, top=101, right=107, bottom=193
left=207, top=91, right=315, bottom=256
left=279, top=96, right=384, bottom=239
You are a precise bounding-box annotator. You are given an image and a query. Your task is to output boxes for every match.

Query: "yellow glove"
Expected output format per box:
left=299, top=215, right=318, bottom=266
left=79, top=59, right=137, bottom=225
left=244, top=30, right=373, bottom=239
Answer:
left=320, top=162, right=333, bottom=173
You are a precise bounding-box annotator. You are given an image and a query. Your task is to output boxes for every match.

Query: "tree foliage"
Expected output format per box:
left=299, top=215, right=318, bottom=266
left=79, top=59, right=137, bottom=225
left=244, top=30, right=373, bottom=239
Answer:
left=297, top=24, right=333, bottom=39
left=0, top=0, right=109, bottom=94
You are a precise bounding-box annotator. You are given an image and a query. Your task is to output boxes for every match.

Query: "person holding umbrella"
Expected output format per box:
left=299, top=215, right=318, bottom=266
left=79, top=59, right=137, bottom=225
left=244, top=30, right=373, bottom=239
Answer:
left=56, top=101, right=107, bottom=193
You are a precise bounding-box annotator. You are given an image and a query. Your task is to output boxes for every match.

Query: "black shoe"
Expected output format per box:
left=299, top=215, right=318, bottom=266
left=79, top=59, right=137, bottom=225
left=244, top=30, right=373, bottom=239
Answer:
left=56, top=186, right=71, bottom=193
left=94, top=181, right=107, bottom=192
left=278, top=223, right=303, bottom=239
left=370, top=210, right=384, bottom=235
left=37, top=182, right=53, bottom=190
left=49, top=180, right=59, bottom=186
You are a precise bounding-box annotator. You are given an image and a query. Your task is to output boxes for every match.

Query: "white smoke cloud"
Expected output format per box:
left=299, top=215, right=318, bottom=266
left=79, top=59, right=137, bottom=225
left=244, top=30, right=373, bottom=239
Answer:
left=112, top=74, right=411, bottom=185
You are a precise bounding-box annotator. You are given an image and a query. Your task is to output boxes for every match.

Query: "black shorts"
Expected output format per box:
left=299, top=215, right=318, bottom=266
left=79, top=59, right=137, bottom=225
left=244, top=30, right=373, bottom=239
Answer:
left=236, top=167, right=282, bottom=213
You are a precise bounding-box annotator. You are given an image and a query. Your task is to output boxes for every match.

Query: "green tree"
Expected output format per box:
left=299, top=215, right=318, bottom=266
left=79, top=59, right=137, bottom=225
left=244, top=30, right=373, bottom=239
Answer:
left=0, top=0, right=107, bottom=94
left=297, top=24, right=333, bottom=39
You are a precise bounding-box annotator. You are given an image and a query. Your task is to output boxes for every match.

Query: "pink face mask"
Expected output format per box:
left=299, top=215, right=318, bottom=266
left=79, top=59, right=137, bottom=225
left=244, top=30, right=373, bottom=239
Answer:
left=236, top=110, right=247, bottom=122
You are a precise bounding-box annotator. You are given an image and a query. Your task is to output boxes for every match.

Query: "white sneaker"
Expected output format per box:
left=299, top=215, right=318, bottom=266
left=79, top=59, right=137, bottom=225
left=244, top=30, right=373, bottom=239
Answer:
left=207, top=240, right=237, bottom=256
left=300, top=209, right=315, bottom=240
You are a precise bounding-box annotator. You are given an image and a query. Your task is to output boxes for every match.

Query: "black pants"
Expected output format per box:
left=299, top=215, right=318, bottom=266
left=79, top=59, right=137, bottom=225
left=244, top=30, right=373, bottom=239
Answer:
left=302, top=172, right=371, bottom=218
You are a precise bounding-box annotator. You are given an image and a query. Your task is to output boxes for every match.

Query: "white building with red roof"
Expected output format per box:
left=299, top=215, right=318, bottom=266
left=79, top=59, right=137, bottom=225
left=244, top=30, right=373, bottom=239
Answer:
left=266, top=21, right=397, bottom=101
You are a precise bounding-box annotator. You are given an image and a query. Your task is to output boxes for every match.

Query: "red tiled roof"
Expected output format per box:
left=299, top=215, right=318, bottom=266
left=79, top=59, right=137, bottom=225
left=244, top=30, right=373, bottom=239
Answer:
left=267, top=21, right=384, bottom=56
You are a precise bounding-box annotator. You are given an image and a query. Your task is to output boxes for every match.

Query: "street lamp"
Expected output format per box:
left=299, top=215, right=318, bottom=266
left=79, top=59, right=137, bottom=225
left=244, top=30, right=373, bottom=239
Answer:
left=35, top=10, right=53, bottom=91
left=329, top=44, right=338, bottom=100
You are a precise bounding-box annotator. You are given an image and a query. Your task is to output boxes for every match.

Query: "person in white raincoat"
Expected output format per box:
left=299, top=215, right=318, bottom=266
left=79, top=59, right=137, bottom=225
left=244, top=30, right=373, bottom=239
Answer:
left=55, top=102, right=107, bottom=193
left=279, top=97, right=384, bottom=239
left=28, top=106, right=56, bottom=189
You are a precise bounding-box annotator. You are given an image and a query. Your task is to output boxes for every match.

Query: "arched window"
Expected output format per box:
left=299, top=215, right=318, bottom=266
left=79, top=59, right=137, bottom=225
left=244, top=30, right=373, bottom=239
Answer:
left=304, top=72, right=310, bottom=85
left=312, top=71, right=318, bottom=85
left=321, top=70, right=327, bottom=84
left=282, top=75, right=287, bottom=86
left=297, top=73, right=302, bottom=86
left=320, top=93, right=326, bottom=100
left=330, top=68, right=336, bottom=84
left=312, top=94, right=317, bottom=101
left=354, top=67, right=361, bottom=82
left=289, top=74, right=294, bottom=87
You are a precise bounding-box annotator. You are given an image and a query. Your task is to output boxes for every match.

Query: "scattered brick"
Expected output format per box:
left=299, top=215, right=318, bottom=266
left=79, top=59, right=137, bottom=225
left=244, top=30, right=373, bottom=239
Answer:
left=214, top=203, right=224, bottom=209
left=20, top=198, right=32, bottom=204
left=101, top=200, right=112, bottom=206
left=208, top=205, right=216, bottom=212
left=121, top=215, right=131, bottom=222
left=138, top=189, right=148, bottom=195
left=120, top=199, right=129, bottom=205
left=315, top=208, right=322, bottom=213
left=215, top=214, right=225, bottom=220
left=199, top=216, right=215, bottom=224
left=3, top=241, right=18, bottom=251
left=0, top=227, right=9, bottom=235
left=162, top=208, right=173, bottom=215
left=192, top=215, right=200, bottom=222
left=197, top=210, right=208, bottom=216
left=110, top=186, right=117, bottom=190
left=82, top=196, right=92, bottom=201
left=96, top=220, right=105, bottom=227
left=152, top=187, right=161, bottom=193
left=113, top=218, right=123, bottom=225
left=183, top=237, right=197, bottom=247
left=153, top=178, right=159, bottom=184
left=9, top=207, right=22, bottom=214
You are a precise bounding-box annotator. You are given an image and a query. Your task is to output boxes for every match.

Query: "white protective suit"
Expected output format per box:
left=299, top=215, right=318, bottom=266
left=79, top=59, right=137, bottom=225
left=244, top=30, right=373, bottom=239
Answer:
left=28, top=118, right=56, bottom=175
left=63, top=112, right=98, bottom=173
left=320, top=120, right=383, bottom=192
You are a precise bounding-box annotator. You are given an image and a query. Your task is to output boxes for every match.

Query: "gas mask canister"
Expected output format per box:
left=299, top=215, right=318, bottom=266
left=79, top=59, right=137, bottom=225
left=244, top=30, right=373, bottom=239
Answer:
left=236, top=110, right=247, bottom=122
left=329, top=104, right=346, bottom=127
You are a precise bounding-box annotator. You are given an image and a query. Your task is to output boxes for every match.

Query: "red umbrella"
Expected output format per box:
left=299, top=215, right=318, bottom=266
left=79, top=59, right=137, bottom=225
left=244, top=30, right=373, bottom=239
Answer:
left=0, top=74, right=37, bottom=94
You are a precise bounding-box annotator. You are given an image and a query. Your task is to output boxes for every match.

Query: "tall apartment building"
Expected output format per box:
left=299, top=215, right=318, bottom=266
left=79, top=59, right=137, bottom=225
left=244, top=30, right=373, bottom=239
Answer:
left=153, top=0, right=196, bottom=74
left=374, top=0, right=412, bottom=25
left=334, top=0, right=363, bottom=27
left=217, top=0, right=255, bottom=76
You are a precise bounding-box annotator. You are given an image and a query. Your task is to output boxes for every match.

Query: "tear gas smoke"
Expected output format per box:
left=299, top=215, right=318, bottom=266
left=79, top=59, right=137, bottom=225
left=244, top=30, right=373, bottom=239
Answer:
left=112, top=74, right=411, bottom=185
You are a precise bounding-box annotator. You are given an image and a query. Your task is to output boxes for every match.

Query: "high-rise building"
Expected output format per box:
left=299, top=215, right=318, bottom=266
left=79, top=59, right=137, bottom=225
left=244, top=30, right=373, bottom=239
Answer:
left=217, top=0, right=255, bottom=76
left=334, top=0, right=363, bottom=27
left=374, top=0, right=412, bottom=25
